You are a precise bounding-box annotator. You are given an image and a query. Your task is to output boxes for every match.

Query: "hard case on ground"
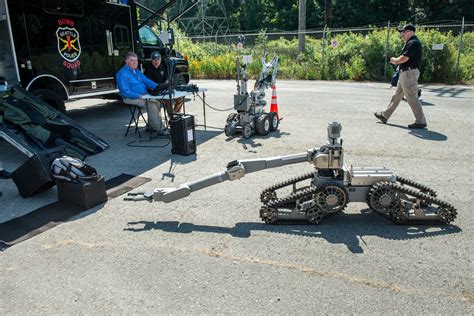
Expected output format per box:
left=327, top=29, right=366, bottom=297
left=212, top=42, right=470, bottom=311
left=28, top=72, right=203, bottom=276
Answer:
left=56, top=176, right=107, bottom=209
left=169, top=113, right=196, bottom=155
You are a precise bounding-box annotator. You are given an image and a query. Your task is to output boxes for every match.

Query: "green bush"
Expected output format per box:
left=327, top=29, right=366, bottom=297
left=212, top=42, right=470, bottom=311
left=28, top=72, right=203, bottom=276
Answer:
left=178, top=28, right=473, bottom=84
left=418, top=29, right=458, bottom=83
left=456, top=32, right=474, bottom=83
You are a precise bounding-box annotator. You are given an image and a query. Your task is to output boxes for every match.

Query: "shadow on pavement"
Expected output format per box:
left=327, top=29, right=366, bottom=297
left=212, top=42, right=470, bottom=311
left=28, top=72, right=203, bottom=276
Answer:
left=125, top=212, right=461, bottom=254
left=409, top=129, right=447, bottom=141
left=380, top=122, right=448, bottom=141
left=232, top=130, right=291, bottom=153
left=0, top=174, right=150, bottom=251
left=0, top=100, right=221, bottom=222
left=44, top=100, right=222, bottom=177
left=160, top=155, right=198, bottom=183
left=427, top=86, right=471, bottom=98
left=420, top=100, right=435, bottom=106
left=401, top=97, right=435, bottom=106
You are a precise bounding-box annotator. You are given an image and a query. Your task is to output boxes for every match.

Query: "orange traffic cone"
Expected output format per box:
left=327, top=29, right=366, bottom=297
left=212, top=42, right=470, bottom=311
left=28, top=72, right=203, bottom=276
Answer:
left=270, top=84, right=281, bottom=120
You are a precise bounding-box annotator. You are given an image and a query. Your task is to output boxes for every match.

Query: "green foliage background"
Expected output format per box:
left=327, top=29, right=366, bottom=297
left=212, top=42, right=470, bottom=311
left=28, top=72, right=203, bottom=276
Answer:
left=161, top=0, right=474, bottom=33
left=177, top=28, right=473, bottom=83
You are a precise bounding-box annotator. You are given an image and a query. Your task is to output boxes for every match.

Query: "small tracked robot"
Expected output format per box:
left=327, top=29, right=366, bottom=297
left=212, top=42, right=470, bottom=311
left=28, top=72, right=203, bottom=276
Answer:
left=126, top=122, right=457, bottom=225
left=224, top=56, right=280, bottom=138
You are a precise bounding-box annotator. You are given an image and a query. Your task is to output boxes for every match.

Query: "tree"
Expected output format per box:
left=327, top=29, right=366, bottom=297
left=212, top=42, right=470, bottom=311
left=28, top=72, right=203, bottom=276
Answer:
left=173, top=0, right=474, bottom=33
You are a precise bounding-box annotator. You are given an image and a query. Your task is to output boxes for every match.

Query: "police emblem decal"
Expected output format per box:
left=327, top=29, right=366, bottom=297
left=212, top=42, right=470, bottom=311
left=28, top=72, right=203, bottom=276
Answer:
left=56, top=26, right=81, bottom=63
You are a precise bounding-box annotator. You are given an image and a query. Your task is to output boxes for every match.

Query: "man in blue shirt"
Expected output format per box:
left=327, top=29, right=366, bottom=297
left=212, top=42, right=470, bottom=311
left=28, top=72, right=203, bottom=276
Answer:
left=116, top=52, right=164, bottom=132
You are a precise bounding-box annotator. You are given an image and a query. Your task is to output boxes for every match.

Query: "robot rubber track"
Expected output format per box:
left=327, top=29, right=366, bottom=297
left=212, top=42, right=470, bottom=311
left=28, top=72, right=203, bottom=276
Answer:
left=126, top=122, right=457, bottom=226
left=258, top=174, right=456, bottom=225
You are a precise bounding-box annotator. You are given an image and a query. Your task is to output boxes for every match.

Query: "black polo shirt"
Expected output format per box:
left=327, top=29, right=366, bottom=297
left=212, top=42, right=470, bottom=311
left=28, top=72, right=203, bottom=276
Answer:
left=144, top=63, right=168, bottom=84
left=400, top=35, right=422, bottom=69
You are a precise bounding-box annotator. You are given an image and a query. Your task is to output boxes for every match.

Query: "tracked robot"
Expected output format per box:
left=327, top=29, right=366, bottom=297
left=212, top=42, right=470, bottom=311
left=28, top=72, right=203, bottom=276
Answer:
left=126, top=122, right=457, bottom=225
left=224, top=56, right=280, bottom=138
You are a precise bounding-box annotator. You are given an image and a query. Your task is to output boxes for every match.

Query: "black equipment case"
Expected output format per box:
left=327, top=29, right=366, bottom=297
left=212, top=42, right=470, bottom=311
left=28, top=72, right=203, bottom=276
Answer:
left=56, top=176, right=107, bottom=210
left=169, top=114, right=196, bottom=155
left=12, top=147, right=65, bottom=197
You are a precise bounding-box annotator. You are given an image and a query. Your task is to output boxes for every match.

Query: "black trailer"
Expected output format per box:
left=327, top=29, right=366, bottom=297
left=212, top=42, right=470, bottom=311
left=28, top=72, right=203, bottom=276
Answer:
left=0, top=0, right=192, bottom=112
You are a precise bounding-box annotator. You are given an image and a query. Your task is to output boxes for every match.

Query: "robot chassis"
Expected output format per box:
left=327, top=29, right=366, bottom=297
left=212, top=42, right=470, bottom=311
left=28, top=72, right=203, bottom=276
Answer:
left=224, top=56, right=280, bottom=138
left=127, top=122, right=457, bottom=225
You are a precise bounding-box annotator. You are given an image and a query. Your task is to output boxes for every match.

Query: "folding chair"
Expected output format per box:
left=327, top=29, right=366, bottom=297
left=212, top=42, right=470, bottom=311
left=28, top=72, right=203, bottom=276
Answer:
left=124, top=102, right=148, bottom=137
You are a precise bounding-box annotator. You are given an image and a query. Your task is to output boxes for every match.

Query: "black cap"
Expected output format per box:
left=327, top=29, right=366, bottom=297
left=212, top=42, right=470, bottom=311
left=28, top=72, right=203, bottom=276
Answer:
left=150, top=52, right=161, bottom=60
left=399, top=24, right=416, bottom=33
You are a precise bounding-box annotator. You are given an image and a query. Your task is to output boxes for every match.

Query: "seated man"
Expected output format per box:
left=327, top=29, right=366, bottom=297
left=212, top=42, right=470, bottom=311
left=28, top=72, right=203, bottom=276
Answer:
left=144, top=51, right=184, bottom=113
left=116, top=52, right=166, bottom=133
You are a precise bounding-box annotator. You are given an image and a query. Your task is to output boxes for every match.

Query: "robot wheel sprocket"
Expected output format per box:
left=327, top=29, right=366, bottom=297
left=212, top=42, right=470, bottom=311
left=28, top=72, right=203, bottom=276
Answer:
left=261, top=183, right=350, bottom=224
left=313, top=183, right=349, bottom=213
left=367, top=181, right=401, bottom=214
left=384, top=182, right=457, bottom=224
left=260, top=186, right=320, bottom=224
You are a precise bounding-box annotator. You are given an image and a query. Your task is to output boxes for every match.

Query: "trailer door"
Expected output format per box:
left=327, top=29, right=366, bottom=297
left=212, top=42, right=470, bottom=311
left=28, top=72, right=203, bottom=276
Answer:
left=11, top=0, right=117, bottom=96
left=67, top=0, right=116, bottom=95
left=106, top=1, right=134, bottom=75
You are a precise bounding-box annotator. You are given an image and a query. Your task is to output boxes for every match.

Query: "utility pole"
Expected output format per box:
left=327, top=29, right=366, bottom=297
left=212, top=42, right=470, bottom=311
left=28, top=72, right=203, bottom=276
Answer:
left=384, top=21, right=391, bottom=79
left=455, top=17, right=465, bottom=81
left=298, top=0, right=306, bottom=53
left=322, top=25, right=327, bottom=68
left=324, top=0, right=332, bottom=27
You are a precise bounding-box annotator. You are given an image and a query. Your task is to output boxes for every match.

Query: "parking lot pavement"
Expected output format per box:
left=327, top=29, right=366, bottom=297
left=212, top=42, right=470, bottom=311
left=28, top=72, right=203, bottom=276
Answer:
left=0, top=80, right=473, bottom=313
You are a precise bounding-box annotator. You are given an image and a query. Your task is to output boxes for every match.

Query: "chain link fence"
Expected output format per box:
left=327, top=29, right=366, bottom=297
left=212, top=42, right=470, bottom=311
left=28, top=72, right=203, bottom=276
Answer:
left=175, top=21, right=474, bottom=83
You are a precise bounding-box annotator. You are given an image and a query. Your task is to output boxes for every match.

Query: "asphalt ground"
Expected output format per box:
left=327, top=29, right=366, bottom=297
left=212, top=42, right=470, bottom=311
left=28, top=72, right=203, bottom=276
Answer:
left=0, top=80, right=473, bottom=313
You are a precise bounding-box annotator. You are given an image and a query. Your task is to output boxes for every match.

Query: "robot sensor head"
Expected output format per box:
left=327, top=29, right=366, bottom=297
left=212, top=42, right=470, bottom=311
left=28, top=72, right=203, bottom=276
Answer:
left=327, top=122, right=342, bottom=139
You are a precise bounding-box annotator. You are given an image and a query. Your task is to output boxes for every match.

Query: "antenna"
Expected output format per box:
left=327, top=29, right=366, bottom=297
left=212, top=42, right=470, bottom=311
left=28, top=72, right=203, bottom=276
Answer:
left=177, top=0, right=229, bottom=37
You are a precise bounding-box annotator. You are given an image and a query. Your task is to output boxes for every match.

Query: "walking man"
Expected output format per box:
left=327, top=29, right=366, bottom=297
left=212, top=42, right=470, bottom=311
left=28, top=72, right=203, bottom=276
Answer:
left=375, top=24, right=427, bottom=129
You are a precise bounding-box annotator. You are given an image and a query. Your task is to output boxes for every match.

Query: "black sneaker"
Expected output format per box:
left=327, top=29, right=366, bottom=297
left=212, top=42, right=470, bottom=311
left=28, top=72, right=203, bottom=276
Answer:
left=145, top=126, right=158, bottom=132
left=374, top=112, right=387, bottom=124
left=156, top=129, right=171, bottom=136
left=408, top=123, right=427, bottom=129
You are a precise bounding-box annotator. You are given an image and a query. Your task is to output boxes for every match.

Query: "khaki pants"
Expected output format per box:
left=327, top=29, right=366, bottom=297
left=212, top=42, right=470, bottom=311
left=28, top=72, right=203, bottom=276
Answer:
left=124, top=98, right=164, bottom=131
left=161, top=97, right=184, bottom=114
left=382, top=69, right=426, bottom=124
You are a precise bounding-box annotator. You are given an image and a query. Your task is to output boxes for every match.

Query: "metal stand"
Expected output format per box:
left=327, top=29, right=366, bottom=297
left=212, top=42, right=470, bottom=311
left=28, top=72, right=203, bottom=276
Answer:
left=125, top=104, right=148, bottom=138
left=202, top=90, right=207, bottom=131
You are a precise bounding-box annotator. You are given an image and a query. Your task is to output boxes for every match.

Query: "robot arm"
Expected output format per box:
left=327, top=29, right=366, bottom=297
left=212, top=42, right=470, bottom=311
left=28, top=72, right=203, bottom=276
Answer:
left=126, top=152, right=308, bottom=203
left=255, top=57, right=279, bottom=91
left=125, top=122, right=344, bottom=203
